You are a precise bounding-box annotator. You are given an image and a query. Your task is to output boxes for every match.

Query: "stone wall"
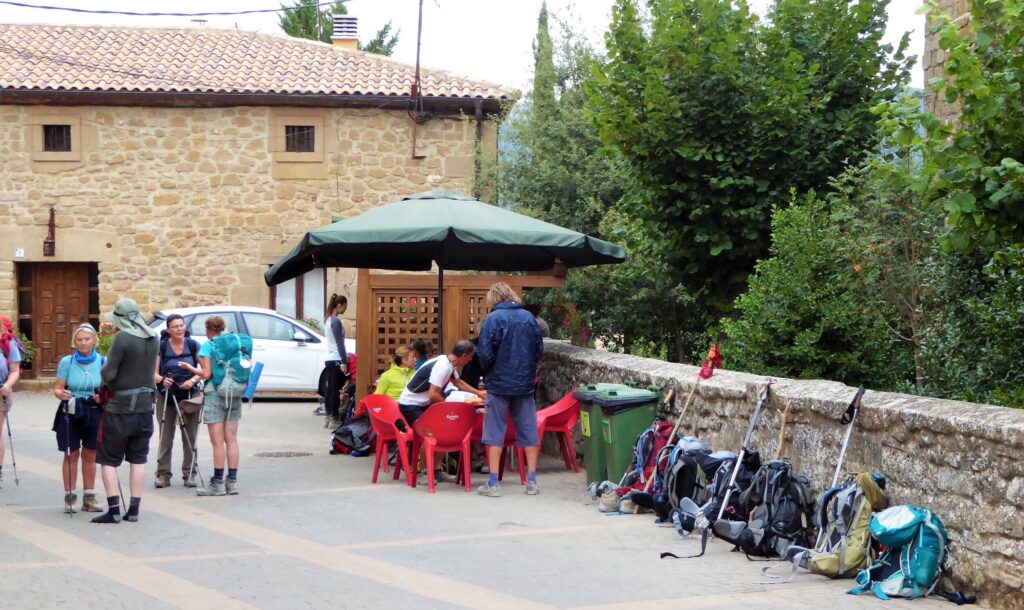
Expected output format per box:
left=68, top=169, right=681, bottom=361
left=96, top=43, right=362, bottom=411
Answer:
left=0, top=104, right=495, bottom=327
left=537, top=341, right=1024, bottom=610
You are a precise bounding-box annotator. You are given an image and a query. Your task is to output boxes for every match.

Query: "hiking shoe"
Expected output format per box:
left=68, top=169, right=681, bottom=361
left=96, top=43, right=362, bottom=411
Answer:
left=154, top=474, right=171, bottom=489
left=323, top=414, right=331, bottom=428
left=477, top=482, right=502, bottom=497
left=196, top=479, right=226, bottom=497
left=81, top=492, right=103, bottom=513
left=435, top=469, right=457, bottom=483
left=183, top=476, right=198, bottom=488
left=225, top=478, right=239, bottom=495
left=64, top=492, right=78, bottom=514
left=526, top=480, right=540, bottom=495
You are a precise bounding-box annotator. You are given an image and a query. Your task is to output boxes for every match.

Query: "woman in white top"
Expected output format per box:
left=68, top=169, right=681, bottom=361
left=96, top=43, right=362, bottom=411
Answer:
left=322, top=294, right=348, bottom=430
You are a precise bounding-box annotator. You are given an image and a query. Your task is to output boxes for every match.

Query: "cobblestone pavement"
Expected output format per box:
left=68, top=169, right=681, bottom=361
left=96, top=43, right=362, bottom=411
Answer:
left=0, top=392, right=949, bottom=610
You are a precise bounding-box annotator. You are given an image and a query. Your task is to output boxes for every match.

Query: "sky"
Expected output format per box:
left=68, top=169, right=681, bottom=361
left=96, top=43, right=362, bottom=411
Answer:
left=1, top=0, right=927, bottom=90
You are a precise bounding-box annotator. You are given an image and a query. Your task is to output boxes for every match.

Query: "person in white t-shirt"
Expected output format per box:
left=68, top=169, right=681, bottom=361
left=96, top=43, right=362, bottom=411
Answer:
left=397, top=339, right=484, bottom=425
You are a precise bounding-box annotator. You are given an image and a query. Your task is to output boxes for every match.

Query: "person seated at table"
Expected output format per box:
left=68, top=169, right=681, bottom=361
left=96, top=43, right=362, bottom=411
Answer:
left=411, top=339, right=434, bottom=371
left=374, top=345, right=416, bottom=401
left=396, top=339, right=484, bottom=426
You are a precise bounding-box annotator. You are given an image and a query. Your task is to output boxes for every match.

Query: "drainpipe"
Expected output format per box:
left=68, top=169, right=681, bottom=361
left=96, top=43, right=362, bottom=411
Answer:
left=474, top=99, right=483, bottom=199
left=411, top=0, right=426, bottom=159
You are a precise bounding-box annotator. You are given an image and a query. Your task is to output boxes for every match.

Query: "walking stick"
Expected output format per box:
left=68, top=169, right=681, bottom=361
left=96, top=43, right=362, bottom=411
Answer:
left=716, top=381, right=772, bottom=522
left=63, top=406, right=73, bottom=518
left=774, top=398, right=794, bottom=461
left=3, top=394, right=19, bottom=486
left=662, top=342, right=723, bottom=461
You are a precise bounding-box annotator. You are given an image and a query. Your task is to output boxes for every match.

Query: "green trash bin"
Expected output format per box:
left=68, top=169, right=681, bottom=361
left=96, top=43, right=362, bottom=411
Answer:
left=573, top=383, right=624, bottom=486
left=591, top=386, right=660, bottom=484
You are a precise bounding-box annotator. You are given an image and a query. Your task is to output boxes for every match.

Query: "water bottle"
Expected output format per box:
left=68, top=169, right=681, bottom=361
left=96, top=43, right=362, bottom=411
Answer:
left=478, top=376, right=486, bottom=392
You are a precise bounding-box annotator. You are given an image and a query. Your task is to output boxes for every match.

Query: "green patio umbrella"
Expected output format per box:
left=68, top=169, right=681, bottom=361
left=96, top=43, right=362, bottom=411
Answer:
left=265, top=190, right=626, bottom=351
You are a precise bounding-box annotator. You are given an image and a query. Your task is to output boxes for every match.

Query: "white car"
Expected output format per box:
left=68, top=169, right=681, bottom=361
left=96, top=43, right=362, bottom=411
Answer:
left=149, top=306, right=354, bottom=393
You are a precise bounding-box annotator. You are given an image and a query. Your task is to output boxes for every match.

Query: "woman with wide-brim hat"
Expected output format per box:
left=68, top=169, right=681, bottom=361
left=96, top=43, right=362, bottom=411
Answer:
left=92, top=298, right=159, bottom=524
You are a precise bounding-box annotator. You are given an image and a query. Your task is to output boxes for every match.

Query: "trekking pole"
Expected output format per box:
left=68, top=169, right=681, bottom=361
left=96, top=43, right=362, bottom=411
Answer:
left=64, top=407, right=73, bottom=518
left=171, top=393, right=205, bottom=488
left=830, top=386, right=865, bottom=490
left=716, top=381, right=772, bottom=523
left=3, top=394, right=19, bottom=486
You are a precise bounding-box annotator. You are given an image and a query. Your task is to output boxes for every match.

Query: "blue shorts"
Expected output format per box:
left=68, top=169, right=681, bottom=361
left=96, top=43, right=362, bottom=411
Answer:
left=52, top=403, right=102, bottom=452
left=481, top=394, right=538, bottom=448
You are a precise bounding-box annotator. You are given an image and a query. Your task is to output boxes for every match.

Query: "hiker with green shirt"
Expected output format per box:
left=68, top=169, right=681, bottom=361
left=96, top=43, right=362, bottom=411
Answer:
left=192, top=315, right=250, bottom=497
left=93, top=299, right=159, bottom=524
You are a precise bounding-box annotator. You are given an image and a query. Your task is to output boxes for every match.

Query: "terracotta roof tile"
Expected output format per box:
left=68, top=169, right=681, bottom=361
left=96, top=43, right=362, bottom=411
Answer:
left=0, top=24, right=513, bottom=100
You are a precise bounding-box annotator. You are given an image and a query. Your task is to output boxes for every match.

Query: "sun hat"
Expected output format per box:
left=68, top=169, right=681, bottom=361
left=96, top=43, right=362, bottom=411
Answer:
left=106, top=298, right=157, bottom=339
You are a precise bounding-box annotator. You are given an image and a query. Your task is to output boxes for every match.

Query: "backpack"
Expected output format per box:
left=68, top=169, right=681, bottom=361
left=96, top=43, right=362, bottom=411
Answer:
left=719, top=460, right=816, bottom=558
left=209, top=333, right=254, bottom=391
left=702, top=449, right=761, bottom=525
left=848, top=505, right=948, bottom=600
left=787, top=472, right=888, bottom=578
left=621, top=421, right=676, bottom=490
left=158, top=332, right=199, bottom=379
left=664, top=437, right=712, bottom=510
left=330, top=414, right=375, bottom=455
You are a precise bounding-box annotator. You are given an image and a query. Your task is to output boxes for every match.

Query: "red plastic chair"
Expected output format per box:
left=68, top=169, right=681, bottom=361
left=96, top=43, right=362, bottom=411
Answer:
left=516, top=392, right=582, bottom=473
left=363, top=395, right=415, bottom=487
left=411, top=402, right=476, bottom=493
left=472, top=409, right=527, bottom=485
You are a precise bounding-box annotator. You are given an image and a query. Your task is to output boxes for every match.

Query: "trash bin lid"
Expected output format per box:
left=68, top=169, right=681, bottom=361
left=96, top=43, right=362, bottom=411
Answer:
left=590, top=386, right=659, bottom=409
left=572, top=383, right=633, bottom=402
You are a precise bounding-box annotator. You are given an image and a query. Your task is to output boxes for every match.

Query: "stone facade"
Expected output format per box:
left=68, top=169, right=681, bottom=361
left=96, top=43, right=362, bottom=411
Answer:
left=538, top=341, right=1024, bottom=610
left=924, top=0, right=971, bottom=122
left=0, top=104, right=496, bottom=329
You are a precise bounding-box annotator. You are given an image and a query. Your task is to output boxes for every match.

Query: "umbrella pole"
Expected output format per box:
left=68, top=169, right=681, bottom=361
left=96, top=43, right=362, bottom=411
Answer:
left=437, top=265, right=444, bottom=354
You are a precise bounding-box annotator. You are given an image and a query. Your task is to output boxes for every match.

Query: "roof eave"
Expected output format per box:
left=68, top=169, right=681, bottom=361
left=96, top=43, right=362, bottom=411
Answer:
left=0, top=88, right=507, bottom=115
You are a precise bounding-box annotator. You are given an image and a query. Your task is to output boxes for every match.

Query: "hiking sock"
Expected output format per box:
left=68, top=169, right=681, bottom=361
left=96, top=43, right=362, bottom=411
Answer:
left=228, top=468, right=237, bottom=481
left=214, top=468, right=225, bottom=481
left=91, top=496, right=122, bottom=524
left=488, top=473, right=499, bottom=487
left=125, top=497, right=141, bottom=522
left=527, top=471, right=537, bottom=484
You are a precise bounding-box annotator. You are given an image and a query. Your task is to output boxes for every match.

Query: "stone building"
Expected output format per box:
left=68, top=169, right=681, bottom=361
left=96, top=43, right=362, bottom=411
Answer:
left=923, top=0, right=970, bottom=122
left=0, top=23, right=509, bottom=377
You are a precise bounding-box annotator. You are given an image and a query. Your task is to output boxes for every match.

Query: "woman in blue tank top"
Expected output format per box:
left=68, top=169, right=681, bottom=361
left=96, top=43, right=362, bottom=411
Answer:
left=52, top=323, right=105, bottom=514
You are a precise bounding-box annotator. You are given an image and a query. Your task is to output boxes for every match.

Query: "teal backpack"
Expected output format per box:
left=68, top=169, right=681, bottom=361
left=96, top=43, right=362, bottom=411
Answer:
left=848, top=505, right=947, bottom=601
left=209, top=333, right=254, bottom=392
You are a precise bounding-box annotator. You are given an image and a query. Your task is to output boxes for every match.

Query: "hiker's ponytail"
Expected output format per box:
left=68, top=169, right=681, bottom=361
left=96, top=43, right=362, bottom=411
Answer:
left=326, top=293, right=348, bottom=318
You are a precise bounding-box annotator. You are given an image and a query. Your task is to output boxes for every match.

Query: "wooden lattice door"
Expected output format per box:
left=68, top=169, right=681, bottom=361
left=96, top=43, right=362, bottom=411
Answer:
left=370, top=290, right=438, bottom=387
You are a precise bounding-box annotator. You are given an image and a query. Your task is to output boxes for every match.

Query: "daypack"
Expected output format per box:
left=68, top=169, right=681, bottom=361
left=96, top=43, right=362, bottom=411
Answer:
left=331, top=414, right=375, bottom=455
left=719, top=460, right=815, bottom=558
left=848, top=505, right=947, bottom=600
left=787, top=472, right=888, bottom=578
left=209, top=333, right=254, bottom=391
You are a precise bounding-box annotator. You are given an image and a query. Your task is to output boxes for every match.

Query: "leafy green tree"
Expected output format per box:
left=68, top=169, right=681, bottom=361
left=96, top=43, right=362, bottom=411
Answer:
left=588, top=0, right=911, bottom=311
left=924, top=0, right=1024, bottom=253
left=278, top=0, right=399, bottom=55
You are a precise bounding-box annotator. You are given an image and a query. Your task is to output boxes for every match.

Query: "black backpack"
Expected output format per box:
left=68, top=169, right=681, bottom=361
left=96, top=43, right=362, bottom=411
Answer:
left=664, top=438, right=713, bottom=510
left=330, top=414, right=375, bottom=455
left=702, top=449, right=761, bottom=525
left=720, top=460, right=816, bottom=557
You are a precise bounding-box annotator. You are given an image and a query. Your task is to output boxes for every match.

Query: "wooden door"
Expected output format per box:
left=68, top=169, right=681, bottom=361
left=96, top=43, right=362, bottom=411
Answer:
left=32, top=263, right=90, bottom=375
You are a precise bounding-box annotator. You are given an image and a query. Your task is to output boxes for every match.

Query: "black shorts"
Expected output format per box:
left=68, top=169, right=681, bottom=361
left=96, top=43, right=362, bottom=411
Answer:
left=398, top=404, right=425, bottom=427
left=97, top=411, right=154, bottom=467
left=52, top=403, right=102, bottom=452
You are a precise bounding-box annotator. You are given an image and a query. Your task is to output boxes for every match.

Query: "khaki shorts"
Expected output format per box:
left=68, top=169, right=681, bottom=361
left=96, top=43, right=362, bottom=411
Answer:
left=203, top=392, right=242, bottom=424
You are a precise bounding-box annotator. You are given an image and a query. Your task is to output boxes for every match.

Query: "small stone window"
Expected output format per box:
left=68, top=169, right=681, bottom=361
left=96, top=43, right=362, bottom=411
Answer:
left=285, top=125, right=315, bottom=153
left=43, top=124, right=72, bottom=152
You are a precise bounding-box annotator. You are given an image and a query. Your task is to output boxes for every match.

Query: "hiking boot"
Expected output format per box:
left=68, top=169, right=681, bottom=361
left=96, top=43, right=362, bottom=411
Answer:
left=183, top=476, right=198, bottom=488
left=154, top=474, right=171, bottom=489
left=323, top=414, right=331, bottom=428
left=525, top=480, right=540, bottom=495
left=477, top=482, right=502, bottom=497
left=64, top=492, right=78, bottom=514
left=81, top=492, right=104, bottom=512
left=225, top=478, right=239, bottom=495
left=435, top=469, right=457, bottom=483
left=196, top=479, right=226, bottom=497
left=328, top=416, right=341, bottom=430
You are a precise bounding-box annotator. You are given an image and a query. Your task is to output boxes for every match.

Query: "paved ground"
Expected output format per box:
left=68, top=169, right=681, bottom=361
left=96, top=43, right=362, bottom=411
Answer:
left=0, top=392, right=949, bottom=610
